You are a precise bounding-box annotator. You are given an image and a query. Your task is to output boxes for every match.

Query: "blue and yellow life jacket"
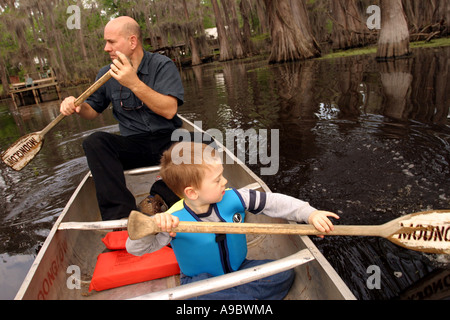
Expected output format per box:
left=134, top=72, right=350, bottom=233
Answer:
left=169, top=189, right=247, bottom=277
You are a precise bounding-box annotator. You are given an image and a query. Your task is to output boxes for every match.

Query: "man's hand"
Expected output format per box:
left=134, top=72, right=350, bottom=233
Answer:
left=60, top=96, right=79, bottom=116
left=109, top=51, right=139, bottom=89
left=60, top=97, right=98, bottom=120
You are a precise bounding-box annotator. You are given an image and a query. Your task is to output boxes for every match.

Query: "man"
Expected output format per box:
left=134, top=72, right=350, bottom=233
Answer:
left=60, top=16, right=184, bottom=221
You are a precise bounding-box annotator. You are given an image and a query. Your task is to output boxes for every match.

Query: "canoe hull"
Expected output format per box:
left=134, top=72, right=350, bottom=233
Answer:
left=15, top=116, right=355, bottom=300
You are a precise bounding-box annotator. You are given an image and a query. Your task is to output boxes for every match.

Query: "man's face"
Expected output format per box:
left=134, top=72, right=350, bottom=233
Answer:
left=103, top=23, right=132, bottom=61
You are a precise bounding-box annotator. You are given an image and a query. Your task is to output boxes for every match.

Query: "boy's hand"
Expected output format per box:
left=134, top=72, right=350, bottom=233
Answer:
left=308, top=210, right=340, bottom=238
left=154, top=213, right=179, bottom=237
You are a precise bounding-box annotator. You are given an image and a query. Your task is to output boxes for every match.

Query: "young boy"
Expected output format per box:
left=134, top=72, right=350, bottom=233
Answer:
left=126, top=142, right=339, bottom=300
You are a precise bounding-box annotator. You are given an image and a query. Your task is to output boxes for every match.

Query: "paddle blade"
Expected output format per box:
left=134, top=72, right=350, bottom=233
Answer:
left=1, top=133, right=43, bottom=171
left=128, top=211, right=160, bottom=240
left=387, top=210, right=450, bottom=254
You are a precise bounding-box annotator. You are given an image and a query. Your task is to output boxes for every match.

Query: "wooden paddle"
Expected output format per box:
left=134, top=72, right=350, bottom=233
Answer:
left=127, top=210, right=450, bottom=255
left=1, top=71, right=112, bottom=171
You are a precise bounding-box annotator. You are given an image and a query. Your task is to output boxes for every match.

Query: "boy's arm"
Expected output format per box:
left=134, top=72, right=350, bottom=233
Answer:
left=237, top=188, right=317, bottom=223
left=126, top=233, right=171, bottom=256
left=237, top=189, right=339, bottom=236
left=126, top=212, right=179, bottom=256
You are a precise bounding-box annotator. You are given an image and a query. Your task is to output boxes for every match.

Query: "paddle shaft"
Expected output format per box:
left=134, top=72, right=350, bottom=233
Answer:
left=58, top=219, right=383, bottom=236
left=40, top=72, right=112, bottom=136
left=62, top=210, right=449, bottom=254
left=153, top=221, right=384, bottom=237
left=127, top=210, right=393, bottom=240
left=139, top=212, right=448, bottom=254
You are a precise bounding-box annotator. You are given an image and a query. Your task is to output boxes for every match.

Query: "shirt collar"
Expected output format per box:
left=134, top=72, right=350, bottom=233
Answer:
left=183, top=200, right=214, bottom=220
left=136, top=50, right=151, bottom=75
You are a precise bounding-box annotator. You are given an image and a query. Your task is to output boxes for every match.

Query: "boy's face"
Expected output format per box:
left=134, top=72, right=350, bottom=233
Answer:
left=196, top=162, right=228, bottom=205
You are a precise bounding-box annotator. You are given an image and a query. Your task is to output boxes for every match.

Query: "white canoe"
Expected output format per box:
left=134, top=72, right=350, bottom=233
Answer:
left=15, top=116, right=356, bottom=300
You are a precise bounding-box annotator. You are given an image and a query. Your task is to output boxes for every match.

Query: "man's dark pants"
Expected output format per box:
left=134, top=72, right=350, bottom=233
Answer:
left=82, top=131, right=173, bottom=221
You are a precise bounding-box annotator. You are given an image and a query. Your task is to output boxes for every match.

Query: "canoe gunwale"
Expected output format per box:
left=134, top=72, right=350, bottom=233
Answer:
left=129, top=249, right=315, bottom=300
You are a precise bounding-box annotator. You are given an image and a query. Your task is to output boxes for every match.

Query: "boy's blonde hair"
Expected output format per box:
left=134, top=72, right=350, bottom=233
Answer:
left=160, top=142, right=220, bottom=198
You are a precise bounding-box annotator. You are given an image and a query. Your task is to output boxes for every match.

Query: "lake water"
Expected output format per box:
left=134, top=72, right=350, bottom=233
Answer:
left=0, top=46, right=449, bottom=300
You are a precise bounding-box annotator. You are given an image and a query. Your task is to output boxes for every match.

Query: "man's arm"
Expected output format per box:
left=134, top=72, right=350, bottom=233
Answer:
left=110, top=52, right=178, bottom=120
left=129, top=80, right=178, bottom=119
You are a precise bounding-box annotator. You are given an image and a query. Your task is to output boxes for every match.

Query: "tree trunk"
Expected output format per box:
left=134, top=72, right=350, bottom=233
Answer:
left=211, top=0, right=233, bottom=61
left=377, top=0, right=411, bottom=60
left=434, top=0, right=450, bottom=36
left=225, top=0, right=245, bottom=59
left=264, top=0, right=321, bottom=63
left=402, top=0, right=450, bottom=35
left=182, top=0, right=201, bottom=66
left=0, top=55, right=10, bottom=95
left=255, top=0, right=269, bottom=34
left=40, top=3, right=68, bottom=81
left=402, top=0, right=450, bottom=38
left=331, top=0, right=367, bottom=50
left=240, top=0, right=256, bottom=56
left=76, top=0, right=88, bottom=63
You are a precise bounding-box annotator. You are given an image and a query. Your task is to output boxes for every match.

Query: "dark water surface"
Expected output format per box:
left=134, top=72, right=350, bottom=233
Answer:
left=1, top=46, right=449, bottom=300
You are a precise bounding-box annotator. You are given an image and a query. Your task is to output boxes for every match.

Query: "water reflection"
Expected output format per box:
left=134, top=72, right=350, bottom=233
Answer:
left=0, top=46, right=449, bottom=300
left=0, top=85, right=121, bottom=299
left=180, top=47, right=450, bottom=300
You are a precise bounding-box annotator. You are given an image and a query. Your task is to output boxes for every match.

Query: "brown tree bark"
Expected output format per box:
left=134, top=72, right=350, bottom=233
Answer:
left=377, top=0, right=411, bottom=60
left=331, top=0, right=367, bottom=50
left=211, top=0, right=233, bottom=61
left=264, top=0, right=321, bottom=63
left=255, top=0, right=269, bottom=34
left=240, top=0, right=256, bottom=56
left=225, top=0, right=245, bottom=59
left=434, top=0, right=450, bottom=36
left=402, top=0, right=450, bottom=38
left=182, top=0, right=201, bottom=66
left=75, top=0, right=88, bottom=63
left=0, top=55, right=10, bottom=95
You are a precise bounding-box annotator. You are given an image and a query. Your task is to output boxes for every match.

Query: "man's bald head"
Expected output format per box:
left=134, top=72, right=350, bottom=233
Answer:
left=106, top=16, right=143, bottom=45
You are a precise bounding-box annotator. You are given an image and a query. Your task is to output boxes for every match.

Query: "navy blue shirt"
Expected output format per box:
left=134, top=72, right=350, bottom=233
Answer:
left=85, top=51, right=184, bottom=137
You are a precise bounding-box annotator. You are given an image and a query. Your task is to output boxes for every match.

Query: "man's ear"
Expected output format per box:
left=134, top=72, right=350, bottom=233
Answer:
left=129, top=35, right=138, bottom=50
left=184, top=186, right=198, bottom=200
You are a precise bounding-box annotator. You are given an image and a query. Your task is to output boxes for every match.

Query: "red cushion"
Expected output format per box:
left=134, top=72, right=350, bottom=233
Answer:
left=89, top=246, right=180, bottom=292
left=101, top=230, right=128, bottom=250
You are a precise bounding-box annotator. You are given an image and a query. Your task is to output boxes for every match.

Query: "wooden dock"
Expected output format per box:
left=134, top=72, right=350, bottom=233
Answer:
left=9, top=69, right=61, bottom=108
